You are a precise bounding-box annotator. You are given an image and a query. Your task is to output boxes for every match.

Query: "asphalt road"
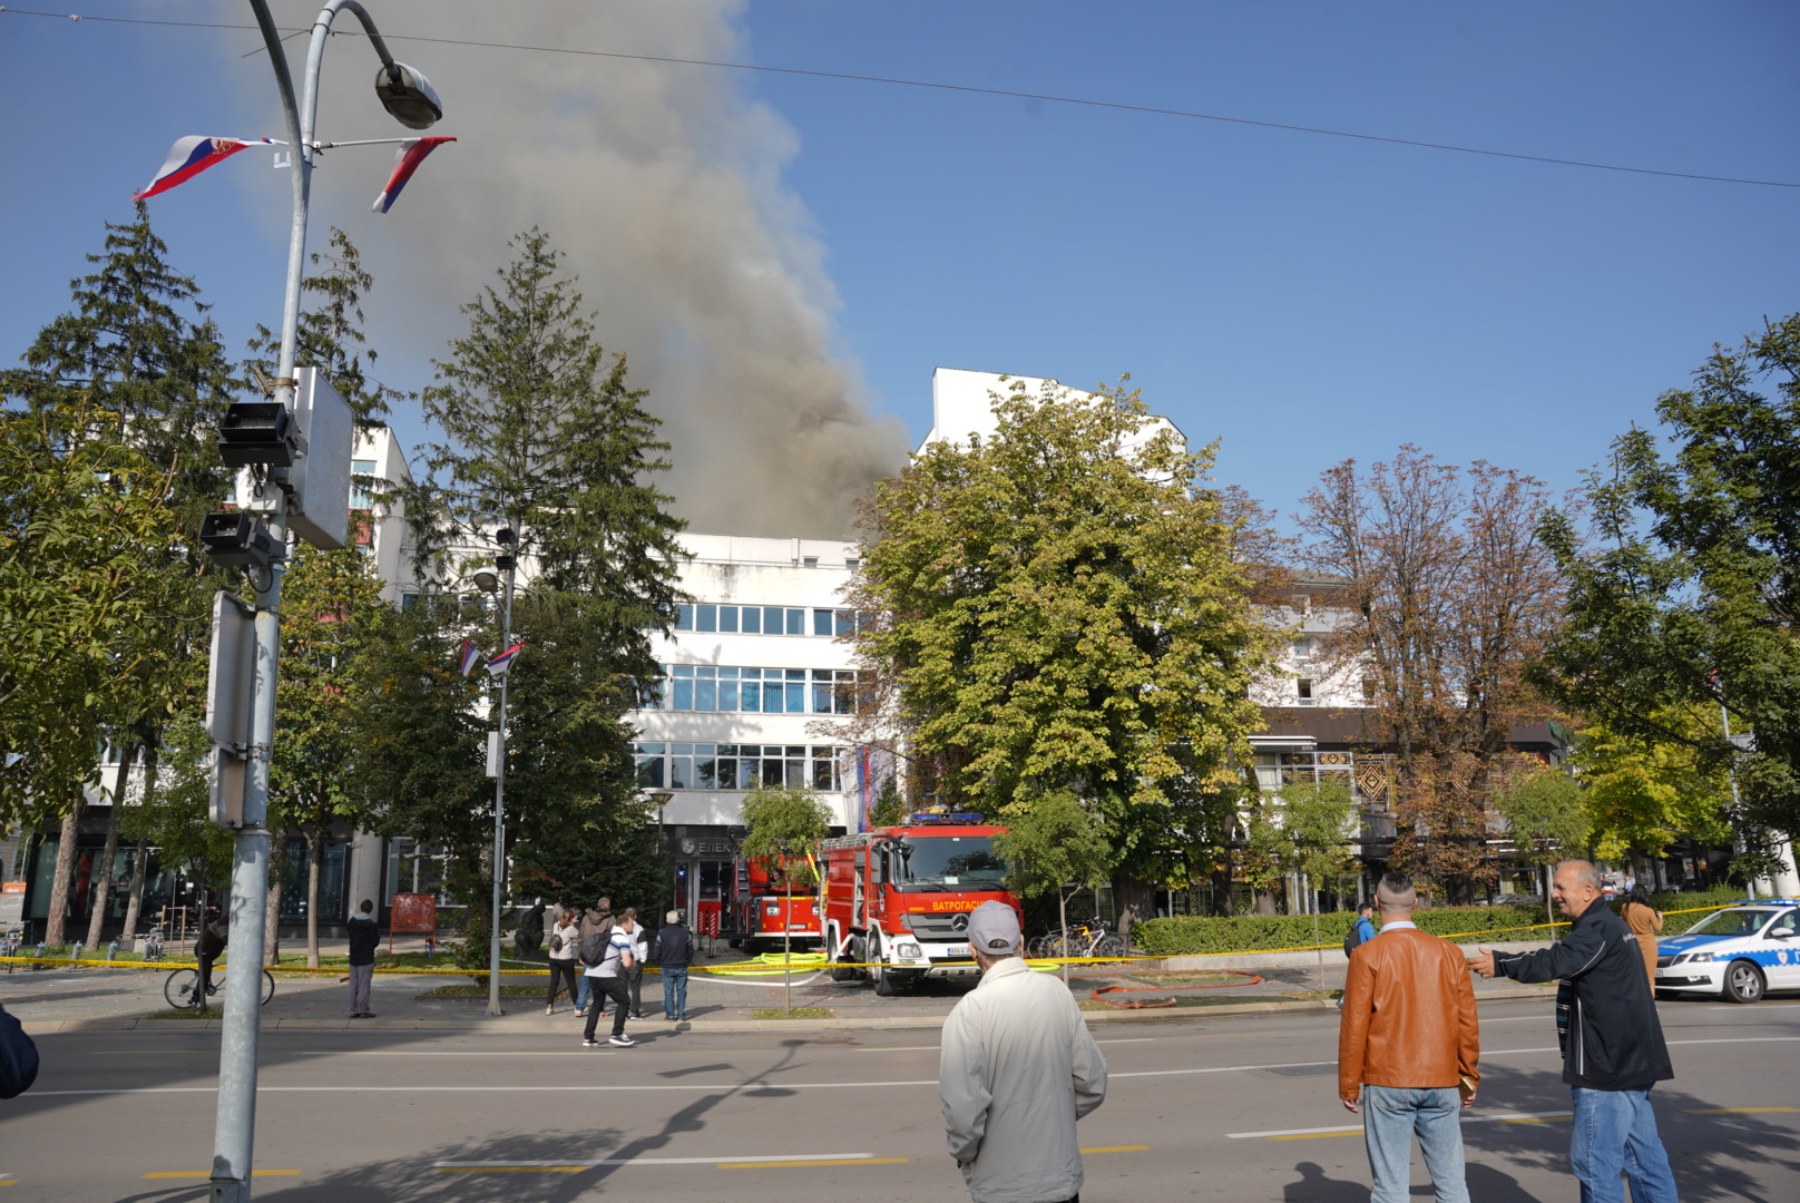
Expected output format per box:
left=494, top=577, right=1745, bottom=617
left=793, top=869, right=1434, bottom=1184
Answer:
left=4, top=995, right=1798, bottom=1201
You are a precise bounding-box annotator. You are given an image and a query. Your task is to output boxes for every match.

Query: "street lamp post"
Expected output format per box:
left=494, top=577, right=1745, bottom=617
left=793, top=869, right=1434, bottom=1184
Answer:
left=475, top=530, right=519, bottom=1016
left=213, top=6, right=441, bottom=1200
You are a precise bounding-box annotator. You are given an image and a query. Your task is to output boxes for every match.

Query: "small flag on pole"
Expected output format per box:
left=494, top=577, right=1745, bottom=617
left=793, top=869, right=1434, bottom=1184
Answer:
left=371, top=135, right=456, bottom=214
left=485, top=641, right=525, bottom=677
left=458, top=638, right=481, bottom=677
left=135, top=136, right=272, bottom=202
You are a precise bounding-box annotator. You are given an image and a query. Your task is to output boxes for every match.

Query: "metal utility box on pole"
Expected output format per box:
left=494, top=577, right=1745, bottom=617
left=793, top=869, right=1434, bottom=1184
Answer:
left=285, top=367, right=353, bottom=552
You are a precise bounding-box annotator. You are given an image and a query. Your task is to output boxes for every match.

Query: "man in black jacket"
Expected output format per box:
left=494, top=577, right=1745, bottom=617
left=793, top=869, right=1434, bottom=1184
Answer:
left=0, top=1000, right=38, bottom=1099
left=346, top=899, right=382, bottom=1019
left=1471, top=860, right=1678, bottom=1203
left=655, top=911, right=693, bottom=1022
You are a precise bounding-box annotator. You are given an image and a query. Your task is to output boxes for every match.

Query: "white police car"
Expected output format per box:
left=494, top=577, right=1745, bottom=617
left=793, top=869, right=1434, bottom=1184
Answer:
left=1655, top=900, right=1800, bottom=1004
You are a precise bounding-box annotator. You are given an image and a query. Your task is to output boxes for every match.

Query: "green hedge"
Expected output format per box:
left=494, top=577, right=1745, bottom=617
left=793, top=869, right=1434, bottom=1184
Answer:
left=1134, top=888, right=1750, bottom=956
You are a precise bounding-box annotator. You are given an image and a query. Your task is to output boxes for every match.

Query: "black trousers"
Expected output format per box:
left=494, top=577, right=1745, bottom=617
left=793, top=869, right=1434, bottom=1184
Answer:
left=627, top=964, right=643, bottom=1015
left=582, top=976, right=630, bottom=1041
left=545, top=960, right=579, bottom=1008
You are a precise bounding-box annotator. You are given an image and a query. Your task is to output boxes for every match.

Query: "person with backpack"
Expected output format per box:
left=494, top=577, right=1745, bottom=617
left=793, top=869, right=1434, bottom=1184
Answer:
left=573, top=898, right=612, bottom=1018
left=545, top=904, right=581, bottom=1015
left=1345, top=901, right=1376, bottom=956
left=581, top=911, right=638, bottom=1048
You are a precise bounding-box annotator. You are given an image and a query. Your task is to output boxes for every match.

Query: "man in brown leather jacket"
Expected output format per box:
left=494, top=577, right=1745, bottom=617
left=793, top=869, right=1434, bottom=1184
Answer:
left=1338, top=872, right=1480, bottom=1203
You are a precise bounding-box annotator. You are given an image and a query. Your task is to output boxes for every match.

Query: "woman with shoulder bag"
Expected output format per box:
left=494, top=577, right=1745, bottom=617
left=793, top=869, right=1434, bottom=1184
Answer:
left=546, top=904, right=581, bottom=1015
left=1621, top=882, right=1664, bottom=992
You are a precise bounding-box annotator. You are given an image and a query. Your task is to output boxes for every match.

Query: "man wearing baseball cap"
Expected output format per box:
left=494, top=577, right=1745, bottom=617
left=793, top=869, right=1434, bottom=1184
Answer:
left=939, top=900, right=1108, bottom=1203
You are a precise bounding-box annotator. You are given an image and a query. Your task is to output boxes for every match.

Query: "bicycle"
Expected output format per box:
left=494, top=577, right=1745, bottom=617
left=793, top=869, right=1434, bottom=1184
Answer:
left=164, top=960, right=276, bottom=1010
left=1043, top=923, right=1128, bottom=960
left=2, top=929, right=21, bottom=972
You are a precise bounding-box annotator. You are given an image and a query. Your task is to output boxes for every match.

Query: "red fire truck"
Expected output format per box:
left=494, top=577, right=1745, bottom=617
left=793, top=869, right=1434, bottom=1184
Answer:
left=725, top=856, right=822, bottom=954
left=818, top=814, right=1021, bottom=995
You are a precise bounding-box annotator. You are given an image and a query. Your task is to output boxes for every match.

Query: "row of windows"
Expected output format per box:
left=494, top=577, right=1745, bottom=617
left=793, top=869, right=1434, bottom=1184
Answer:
left=400, top=592, right=495, bottom=618
left=646, top=665, right=865, bottom=715
left=633, top=742, right=847, bottom=793
left=675, top=603, right=866, bottom=639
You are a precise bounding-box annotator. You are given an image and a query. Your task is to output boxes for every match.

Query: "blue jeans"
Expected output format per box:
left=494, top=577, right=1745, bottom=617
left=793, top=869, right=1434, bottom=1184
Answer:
left=662, top=967, right=688, bottom=1019
left=1570, top=1086, right=1679, bottom=1203
left=575, top=973, right=590, bottom=1013
left=1361, top=1085, right=1469, bottom=1203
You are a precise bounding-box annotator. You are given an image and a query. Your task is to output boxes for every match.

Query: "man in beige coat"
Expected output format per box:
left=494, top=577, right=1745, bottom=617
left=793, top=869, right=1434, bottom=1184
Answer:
left=939, top=901, right=1107, bottom=1203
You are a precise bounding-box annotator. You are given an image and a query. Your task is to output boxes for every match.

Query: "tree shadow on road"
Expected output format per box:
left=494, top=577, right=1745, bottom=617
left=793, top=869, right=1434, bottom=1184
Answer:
left=255, top=1041, right=814, bottom=1201
left=1464, top=1064, right=1800, bottom=1203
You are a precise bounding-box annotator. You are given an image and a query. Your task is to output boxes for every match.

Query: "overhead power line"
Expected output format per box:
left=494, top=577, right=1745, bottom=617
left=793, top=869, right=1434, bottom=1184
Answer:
left=5, top=4, right=1796, bottom=190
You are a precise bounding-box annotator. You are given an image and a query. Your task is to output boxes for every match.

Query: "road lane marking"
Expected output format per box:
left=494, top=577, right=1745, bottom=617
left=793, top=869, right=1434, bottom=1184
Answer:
left=1687, top=1106, right=1799, bottom=1115
left=1080, top=1145, right=1149, bottom=1154
left=143, top=1171, right=301, bottom=1179
left=854, top=1037, right=1154, bottom=1053
left=1233, top=1112, right=1573, bottom=1140
left=435, top=1153, right=877, bottom=1171
left=719, top=1158, right=907, bottom=1169
left=33, top=1035, right=1800, bottom=1098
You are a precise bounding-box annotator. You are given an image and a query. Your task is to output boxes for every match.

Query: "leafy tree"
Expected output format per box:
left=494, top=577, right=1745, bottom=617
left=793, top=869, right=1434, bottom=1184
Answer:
left=0, top=208, right=232, bottom=942
left=1279, top=779, right=1357, bottom=989
left=851, top=376, right=1276, bottom=942
left=1493, top=767, right=1592, bottom=924
left=1299, top=446, right=1566, bottom=902
left=994, top=788, right=1114, bottom=981
left=1571, top=710, right=1732, bottom=871
left=265, top=544, right=393, bottom=966
left=1536, top=314, right=1800, bottom=881
left=376, top=229, right=686, bottom=968
left=738, top=785, right=832, bottom=1009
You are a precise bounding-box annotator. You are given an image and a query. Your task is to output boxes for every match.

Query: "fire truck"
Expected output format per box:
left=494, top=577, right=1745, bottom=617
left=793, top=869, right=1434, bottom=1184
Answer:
left=725, top=856, right=822, bottom=954
left=818, top=814, right=1020, bottom=995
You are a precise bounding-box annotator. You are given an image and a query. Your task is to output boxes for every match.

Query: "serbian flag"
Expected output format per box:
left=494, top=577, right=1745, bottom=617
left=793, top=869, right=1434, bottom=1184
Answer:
left=484, top=640, right=524, bottom=677
left=135, top=136, right=269, bottom=202
left=458, top=638, right=481, bottom=677
left=371, top=136, right=456, bottom=214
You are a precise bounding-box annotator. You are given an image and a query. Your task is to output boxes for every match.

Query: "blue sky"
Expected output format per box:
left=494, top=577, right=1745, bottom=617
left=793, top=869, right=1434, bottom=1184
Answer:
left=3, top=3, right=1796, bottom=538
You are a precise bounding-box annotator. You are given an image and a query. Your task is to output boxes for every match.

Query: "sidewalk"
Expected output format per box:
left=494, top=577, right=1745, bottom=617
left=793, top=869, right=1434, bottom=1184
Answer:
left=2, top=940, right=1556, bottom=1036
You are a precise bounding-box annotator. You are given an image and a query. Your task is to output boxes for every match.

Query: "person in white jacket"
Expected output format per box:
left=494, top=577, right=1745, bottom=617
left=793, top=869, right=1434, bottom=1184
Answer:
left=939, top=901, right=1107, bottom=1203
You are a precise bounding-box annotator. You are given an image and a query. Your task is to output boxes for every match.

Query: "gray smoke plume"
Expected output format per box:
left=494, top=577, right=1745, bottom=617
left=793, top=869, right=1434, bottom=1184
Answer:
left=218, top=1, right=905, bottom=538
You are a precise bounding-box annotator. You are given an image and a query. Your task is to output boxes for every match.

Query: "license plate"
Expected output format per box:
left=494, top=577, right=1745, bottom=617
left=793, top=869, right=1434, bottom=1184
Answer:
left=945, top=944, right=969, bottom=958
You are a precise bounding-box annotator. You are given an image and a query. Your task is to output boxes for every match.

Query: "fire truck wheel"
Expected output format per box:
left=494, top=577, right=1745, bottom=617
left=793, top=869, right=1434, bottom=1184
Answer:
left=829, top=932, right=861, bottom=983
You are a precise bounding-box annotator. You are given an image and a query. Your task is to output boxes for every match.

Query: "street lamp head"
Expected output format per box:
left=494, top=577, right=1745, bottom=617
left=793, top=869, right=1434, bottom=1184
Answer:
left=650, top=791, right=674, bottom=809
left=374, top=62, right=443, bottom=129
left=471, top=569, right=500, bottom=595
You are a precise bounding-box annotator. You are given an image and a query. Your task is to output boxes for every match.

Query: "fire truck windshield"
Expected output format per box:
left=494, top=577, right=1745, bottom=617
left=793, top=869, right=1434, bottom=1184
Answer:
left=892, top=836, right=1007, bottom=892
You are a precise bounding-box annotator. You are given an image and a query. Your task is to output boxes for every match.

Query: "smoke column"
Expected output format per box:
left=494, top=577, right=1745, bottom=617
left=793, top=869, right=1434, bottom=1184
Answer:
left=223, top=1, right=905, bottom=538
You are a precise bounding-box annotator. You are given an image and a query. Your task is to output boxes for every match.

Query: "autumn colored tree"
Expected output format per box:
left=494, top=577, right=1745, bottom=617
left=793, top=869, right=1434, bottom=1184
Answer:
left=850, top=376, right=1277, bottom=940
left=1299, top=446, right=1566, bottom=903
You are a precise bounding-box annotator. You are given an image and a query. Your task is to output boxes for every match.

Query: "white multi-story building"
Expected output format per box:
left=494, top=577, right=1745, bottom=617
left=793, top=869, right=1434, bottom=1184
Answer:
left=625, top=533, right=868, bottom=933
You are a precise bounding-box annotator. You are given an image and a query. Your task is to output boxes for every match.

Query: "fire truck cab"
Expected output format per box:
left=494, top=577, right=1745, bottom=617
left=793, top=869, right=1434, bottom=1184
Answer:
left=818, top=815, right=1020, bottom=996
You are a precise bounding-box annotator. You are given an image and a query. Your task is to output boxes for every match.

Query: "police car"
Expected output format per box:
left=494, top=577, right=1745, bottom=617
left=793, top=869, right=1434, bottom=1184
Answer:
left=1655, top=900, right=1800, bottom=1004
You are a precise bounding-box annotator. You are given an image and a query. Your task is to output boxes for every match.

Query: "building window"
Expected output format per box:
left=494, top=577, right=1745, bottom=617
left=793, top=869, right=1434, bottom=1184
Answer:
left=633, top=743, right=846, bottom=792
left=349, top=458, right=378, bottom=510
left=649, top=665, right=860, bottom=715
left=1361, top=675, right=1376, bottom=703
left=1297, top=678, right=1314, bottom=706
left=662, top=603, right=861, bottom=640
